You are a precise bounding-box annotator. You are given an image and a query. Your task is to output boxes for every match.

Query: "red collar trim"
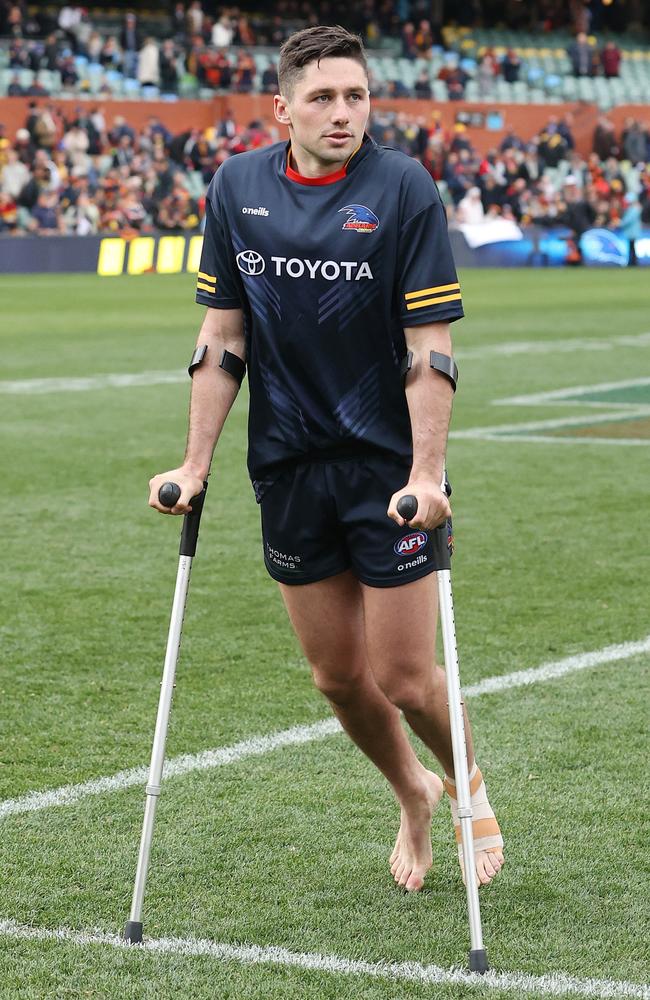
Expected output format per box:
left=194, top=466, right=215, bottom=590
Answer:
left=285, top=149, right=348, bottom=186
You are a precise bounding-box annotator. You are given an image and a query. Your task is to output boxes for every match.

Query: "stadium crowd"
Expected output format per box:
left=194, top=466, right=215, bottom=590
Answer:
left=0, top=103, right=648, bottom=238
left=1, top=1, right=646, bottom=100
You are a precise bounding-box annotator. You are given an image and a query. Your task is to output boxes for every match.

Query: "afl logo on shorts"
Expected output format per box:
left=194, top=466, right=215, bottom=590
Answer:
left=394, top=531, right=428, bottom=557
left=236, top=249, right=265, bottom=275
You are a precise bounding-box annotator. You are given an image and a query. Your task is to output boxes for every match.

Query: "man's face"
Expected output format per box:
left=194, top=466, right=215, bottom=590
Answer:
left=275, top=57, right=369, bottom=166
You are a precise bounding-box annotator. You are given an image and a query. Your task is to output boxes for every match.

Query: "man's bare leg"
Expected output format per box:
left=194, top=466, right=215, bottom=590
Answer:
left=362, top=573, right=504, bottom=887
left=279, top=570, right=443, bottom=891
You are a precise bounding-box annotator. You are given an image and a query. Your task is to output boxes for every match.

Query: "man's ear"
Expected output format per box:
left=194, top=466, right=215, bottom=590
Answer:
left=273, top=94, right=291, bottom=126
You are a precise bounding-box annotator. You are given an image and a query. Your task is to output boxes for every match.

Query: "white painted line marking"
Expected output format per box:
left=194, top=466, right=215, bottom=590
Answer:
left=0, top=371, right=186, bottom=394
left=0, top=719, right=340, bottom=820
left=455, top=331, right=650, bottom=361
left=452, top=409, right=650, bottom=436
left=2, top=636, right=648, bottom=822
left=0, top=919, right=647, bottom=998
left=3, top=333, right=649, bottom=396
left=451, top=432, right=650, bottom=448
left=495, top=377, right=650, bottom=408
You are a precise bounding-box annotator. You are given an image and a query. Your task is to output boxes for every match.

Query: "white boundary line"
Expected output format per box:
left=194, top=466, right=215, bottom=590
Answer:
left=0, top=370, right=186, bottom=395
left=455, top=331, right=650, bottom=360
left=2, top=635, right=648, bottom=822
left=495, top=377, right=650, bottom=408
left=0, top=918, right=647, bottom=999
left=2, top=333, right=649, bottom=396
left=450, top=432, right=650, bottom=448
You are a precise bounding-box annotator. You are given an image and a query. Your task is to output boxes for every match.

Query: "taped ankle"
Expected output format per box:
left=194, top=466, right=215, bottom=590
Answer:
left=444, top=764, right=503, bottom=856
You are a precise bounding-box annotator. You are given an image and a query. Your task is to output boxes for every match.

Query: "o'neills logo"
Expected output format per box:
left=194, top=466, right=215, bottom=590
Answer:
left=242, top=206, right=269, bottom=216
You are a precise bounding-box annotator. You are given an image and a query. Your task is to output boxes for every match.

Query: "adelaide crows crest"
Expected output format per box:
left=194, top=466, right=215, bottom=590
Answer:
left=339, top=204, right=380, bottom=233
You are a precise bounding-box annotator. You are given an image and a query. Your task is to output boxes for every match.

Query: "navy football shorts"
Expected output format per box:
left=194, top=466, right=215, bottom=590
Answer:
left=259, top=454, right=452, bottom=588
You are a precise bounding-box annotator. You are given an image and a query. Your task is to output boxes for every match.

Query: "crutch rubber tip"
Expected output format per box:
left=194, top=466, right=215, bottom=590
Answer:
left=123, top=920, right=143, bottom=944
left=469, top=948, right=489, bottom=974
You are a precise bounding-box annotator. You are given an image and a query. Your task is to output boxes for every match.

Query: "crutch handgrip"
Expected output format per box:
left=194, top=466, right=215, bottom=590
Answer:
left=159, top=482, right=182, bottom=508
left=397, top=494, right=418, bottom=522
left=158, top=481, right=208, bottom=558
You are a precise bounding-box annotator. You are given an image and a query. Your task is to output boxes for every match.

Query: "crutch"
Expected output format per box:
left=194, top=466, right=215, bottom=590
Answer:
left=124, top=480, right=207, bottom=945
left=397, top=479, right=489, bottom=975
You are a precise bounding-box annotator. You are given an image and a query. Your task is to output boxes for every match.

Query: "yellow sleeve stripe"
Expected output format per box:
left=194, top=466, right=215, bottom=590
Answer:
left=198, top=271, right=216, bottom=283
left=406, top=292, right=463, bottom=311
left=197, top=281, right=216, bottom=294
left=405, top=282, right=460, bottom=302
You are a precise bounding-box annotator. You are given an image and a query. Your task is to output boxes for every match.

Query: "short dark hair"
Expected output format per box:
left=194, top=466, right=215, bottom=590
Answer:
left=278, top=25, right=368, bottom=99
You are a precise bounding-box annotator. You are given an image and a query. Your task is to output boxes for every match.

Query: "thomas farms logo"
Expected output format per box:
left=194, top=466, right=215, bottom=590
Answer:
left=394, top=531, right=428, bottom=557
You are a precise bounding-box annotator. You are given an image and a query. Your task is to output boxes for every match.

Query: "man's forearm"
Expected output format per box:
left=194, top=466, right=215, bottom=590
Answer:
left=404, top=322, right=454, bottom=486
left=184, top=307, right=246, bottom=479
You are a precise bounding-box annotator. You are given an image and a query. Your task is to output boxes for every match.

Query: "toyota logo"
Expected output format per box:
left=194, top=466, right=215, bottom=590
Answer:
left=236, top=250, right=265, bottom=275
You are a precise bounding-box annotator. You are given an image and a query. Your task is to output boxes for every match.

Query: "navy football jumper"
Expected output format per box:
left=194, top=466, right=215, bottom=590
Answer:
left=196, top=135, right=463, bottom=586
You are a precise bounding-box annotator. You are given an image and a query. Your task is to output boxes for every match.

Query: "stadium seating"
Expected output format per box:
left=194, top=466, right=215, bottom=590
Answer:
left=1, top=29, right=650, bottom=107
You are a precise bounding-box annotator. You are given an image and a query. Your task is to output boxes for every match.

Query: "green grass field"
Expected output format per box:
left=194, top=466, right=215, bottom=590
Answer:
left=1, top=269, right=649, bottom=1000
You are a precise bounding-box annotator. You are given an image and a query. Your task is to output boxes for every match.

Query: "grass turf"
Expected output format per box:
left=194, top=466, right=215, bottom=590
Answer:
left=1, top=269, right=649, bottom=999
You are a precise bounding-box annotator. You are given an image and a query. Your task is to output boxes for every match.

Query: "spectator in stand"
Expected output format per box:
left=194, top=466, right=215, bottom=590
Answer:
left=501, top=48, right=521, bottom=83
left=414, top=19, right=433, bottom=56
left=7, top=73, right=25, bottom=97
left=26, top=76, right=50, bottom=98
left=236, top=15, right=256, bottom=46
left=593, top=116, right=618, bottom=159
left=62, top=120, right=90, bottom=171
left=43, top=33, right=60, bottom=70
left=60, top=55, right=79, bottom=88
left=159, top=39, right=179, bottom=93
left=29, top=190, right=64, bottom=233
left=86, top=31, right=103, bottom=63
left=537, top=122, right=569, bottom=168
left=556, top=176, right=596, bottom=236
left=212, top=11, right=235, bottom=48
left=478, top=48, right=499, bottom=94
left=99, top=35, right=121, bottom=69
left=617, top=192, right=642, bottom=264
left=622, top=118, right=646, bottom=165
left=439, top=64, right=468, bottom=101
left=112, top=133, right=134, bottom=169
left=557, top=114, right=575, bottom=150
left=186, top=0, right=204, bottom=37
left=64, top=189, right=100, bottom=234
left=499, top=126, right=525, bottom=153
left=261, top=58, right=279, bottom=94
left=171, top=2, right=187, bottom=44
left=234, top=51, right=256, bottom=93
left=58, top=5, right=83, bottom=51
left=138, top=37, right=160, bottom=88
left=0, top=190, right=18, bottom=232
left=413, top=68, right=432, bottom=99
left=456, top=186, right=485, bottom=224
left=120, top=11, right=141, bottom=79
left=401, top=22, right=417, bottom=60
left=600, top=40, right=621, bottom=78
left=1, top=147, right=30, bottom=198
left=567, top=32, right=594, bottom=77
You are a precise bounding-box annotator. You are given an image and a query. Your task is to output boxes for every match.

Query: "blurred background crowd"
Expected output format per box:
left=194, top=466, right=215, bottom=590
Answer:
left=1, top=101, right=648, bottom=238
left=1, top=1, right=648, bottom=100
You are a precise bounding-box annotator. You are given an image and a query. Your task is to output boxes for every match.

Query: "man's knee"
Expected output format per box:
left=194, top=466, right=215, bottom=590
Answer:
left=310, top=658, right=366, bottom=706
left=376, top=661, right=442, bottom=714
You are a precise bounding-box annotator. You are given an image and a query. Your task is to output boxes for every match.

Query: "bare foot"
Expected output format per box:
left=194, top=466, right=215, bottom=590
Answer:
left=388, top=770, right=443, bottom=892
left=460, top=846, right=505, bottom=887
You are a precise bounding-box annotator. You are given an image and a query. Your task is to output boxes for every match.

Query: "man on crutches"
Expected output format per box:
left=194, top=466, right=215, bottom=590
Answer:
left=145, top=24, right=503, bottom=968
